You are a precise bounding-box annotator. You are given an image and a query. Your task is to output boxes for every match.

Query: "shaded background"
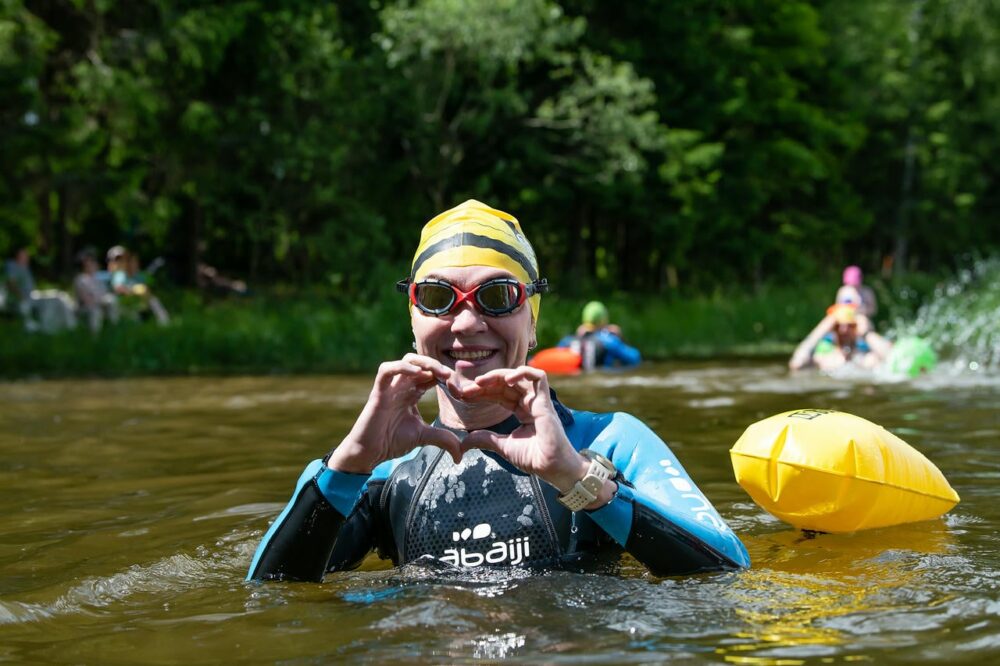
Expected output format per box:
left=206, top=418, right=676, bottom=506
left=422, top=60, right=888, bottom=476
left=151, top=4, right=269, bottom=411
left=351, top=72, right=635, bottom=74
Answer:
left=2, top=0, right=999, bottom=375
left=4, top=0, right=999, bottom=289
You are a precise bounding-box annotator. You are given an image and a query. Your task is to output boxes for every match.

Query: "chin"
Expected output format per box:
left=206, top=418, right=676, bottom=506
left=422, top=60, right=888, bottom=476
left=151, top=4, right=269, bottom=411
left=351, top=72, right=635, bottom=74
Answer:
left=453, top=358, right=503, bottom=380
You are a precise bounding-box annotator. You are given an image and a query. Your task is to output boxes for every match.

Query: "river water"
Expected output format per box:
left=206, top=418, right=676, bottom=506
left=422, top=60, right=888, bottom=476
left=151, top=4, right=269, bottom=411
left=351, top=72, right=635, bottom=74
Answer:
left=0, top=362, right=997, bottom=664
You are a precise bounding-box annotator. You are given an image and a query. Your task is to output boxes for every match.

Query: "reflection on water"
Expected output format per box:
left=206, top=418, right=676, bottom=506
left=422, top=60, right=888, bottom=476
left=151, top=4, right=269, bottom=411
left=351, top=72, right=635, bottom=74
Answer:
left=723, top=524, right=959, bottom=663
left=0, top=363, right=998, bottom=663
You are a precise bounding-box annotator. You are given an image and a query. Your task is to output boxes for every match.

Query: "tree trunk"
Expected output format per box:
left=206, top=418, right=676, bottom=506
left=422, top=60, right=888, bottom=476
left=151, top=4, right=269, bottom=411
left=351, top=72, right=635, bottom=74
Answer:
left=894, top=125, right=917, bottom=277
left=188, top=200, right=203, bottom=286
left=55, top=186, right=73, bottom=279
left=666, top=264, right=679, bottom=290
left=617, top=215, right=629, bottom=289
left=38, top=187, right=52, bottom=258
left=566, top=200, right=590, bottom=287
left=583, top=204, right=595, bottom=281
left=894, top=0, right=925, bottom=278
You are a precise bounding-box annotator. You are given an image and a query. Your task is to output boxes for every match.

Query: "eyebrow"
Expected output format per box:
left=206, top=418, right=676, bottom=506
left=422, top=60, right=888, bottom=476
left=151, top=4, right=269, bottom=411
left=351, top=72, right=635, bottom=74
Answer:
left=423, top=271, right=514, bottom=283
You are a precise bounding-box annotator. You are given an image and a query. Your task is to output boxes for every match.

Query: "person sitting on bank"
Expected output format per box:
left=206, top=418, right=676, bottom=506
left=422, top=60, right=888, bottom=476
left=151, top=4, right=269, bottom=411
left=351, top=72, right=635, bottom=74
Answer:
left=789, top=298, right=893, bottom=372
left=107, top=246, right=170, bottom=325
left=838, top=265, right=877, bottom=318
left=74, top=249, right=120, bottom=333
left=556, top=301, right=641, bottom=370
left=246, top=200, right=748, bottom=582
left=4, top=247, right=77, bottom=333
left=4, top=247, right=39, bottom=331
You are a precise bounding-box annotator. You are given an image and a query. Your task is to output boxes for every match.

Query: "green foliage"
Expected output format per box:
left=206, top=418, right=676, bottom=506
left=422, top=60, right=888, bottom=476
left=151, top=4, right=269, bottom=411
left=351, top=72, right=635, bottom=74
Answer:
left=1, top=0, right=999, bottom=298
left=0, top=281, right=832, bottom=378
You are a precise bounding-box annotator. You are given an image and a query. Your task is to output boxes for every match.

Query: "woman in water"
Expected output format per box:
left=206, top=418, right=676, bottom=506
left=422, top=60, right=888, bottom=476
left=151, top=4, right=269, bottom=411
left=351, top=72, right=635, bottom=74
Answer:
left=789, top=296, right=893, bottom=372
left=247, top=200, right=748, bottom=581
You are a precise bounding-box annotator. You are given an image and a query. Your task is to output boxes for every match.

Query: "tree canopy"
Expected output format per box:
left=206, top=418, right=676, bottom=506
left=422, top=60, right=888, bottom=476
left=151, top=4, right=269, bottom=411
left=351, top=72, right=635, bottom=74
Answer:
left=3, top=0, right=998, bottom=293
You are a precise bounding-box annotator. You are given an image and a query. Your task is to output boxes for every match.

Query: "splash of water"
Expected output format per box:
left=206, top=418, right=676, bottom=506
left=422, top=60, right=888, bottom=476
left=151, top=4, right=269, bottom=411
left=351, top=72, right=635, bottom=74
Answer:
left=889, top=257, right=1000, bottom=372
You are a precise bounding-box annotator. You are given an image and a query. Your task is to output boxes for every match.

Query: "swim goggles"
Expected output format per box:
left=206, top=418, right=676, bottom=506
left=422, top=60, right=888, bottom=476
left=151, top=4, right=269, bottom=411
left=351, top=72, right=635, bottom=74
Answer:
left=396, top=277, right=549, bottom=317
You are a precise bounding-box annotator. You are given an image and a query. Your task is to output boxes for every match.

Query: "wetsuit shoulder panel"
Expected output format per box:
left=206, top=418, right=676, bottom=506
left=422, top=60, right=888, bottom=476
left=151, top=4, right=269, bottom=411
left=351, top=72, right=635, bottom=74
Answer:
left=566, top=410, right=750, bottom=574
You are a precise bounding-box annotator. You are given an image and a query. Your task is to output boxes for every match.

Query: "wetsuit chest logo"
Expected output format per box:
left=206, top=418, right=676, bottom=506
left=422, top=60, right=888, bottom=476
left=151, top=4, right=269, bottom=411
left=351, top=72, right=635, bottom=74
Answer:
left=441, top=522, right=531, bottom=567
left=403, top=450, right=558, bottom=567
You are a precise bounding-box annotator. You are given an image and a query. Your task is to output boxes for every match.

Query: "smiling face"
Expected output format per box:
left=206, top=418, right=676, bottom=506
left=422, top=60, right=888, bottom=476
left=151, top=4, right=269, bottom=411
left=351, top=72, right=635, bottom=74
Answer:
left=835, top=323, right=857, bottom=350
left=411, top=265, right=535, bottom=383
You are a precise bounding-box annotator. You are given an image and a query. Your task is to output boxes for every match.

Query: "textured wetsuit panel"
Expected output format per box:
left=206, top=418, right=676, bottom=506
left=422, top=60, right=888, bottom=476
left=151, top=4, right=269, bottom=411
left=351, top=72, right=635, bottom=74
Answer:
left=384, top=447, right=437, bottom=564
left=403, top=449, right=560, bottom=567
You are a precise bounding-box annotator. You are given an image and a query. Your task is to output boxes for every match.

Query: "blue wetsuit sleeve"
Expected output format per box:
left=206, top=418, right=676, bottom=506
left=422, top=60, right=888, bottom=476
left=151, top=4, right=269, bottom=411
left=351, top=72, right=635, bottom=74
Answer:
left=579, top=413, right=750, bottom=575
left=598, top=331, right=641, bottom=367
left=246, top=460, right=371, bottom=582
left=556, top=335, right=576, bottom=348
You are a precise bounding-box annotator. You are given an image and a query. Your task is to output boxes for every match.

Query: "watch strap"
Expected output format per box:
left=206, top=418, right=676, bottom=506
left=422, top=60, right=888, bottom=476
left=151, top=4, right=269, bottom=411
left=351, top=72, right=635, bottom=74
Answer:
left=556, top=450, right=616, bottom=512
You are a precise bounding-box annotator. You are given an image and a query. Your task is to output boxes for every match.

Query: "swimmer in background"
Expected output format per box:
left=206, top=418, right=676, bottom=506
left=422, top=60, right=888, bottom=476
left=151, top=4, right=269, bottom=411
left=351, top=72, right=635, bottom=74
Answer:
left=789, top=295, right=893, bottom=372
left=557, top=301, right=641, bottom=370
left=838, top=265, right=877, bottom=318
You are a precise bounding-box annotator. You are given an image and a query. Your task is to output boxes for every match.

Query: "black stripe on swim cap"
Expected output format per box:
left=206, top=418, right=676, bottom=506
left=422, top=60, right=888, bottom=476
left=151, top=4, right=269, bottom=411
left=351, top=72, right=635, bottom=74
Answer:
left=411, top=232, right=538, bottom=281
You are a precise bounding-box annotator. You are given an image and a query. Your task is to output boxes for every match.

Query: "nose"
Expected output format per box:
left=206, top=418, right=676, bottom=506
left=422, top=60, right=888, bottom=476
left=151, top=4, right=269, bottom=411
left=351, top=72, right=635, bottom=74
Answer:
left=450, top=301, right=488, bottom=336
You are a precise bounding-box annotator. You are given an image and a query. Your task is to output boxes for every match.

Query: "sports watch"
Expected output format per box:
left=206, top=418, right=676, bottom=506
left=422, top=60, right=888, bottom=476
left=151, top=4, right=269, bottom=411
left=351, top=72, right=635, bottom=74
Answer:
left=556, top=449, right=617, bottom=511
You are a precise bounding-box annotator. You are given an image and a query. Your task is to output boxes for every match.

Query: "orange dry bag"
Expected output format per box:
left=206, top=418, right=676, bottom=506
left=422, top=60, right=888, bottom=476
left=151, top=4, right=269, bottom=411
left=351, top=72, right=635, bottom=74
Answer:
left=528, top=347, right=582, bottom=375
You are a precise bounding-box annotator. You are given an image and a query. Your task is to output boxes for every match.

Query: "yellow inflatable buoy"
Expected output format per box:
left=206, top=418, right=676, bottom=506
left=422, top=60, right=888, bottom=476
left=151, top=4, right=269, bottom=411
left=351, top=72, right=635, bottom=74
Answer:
left=730, top=409, right=959, bottom=533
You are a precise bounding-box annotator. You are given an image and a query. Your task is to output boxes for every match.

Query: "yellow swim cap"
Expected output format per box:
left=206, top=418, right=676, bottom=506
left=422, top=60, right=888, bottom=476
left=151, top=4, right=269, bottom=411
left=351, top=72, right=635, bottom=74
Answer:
left=827, top=303, right=857, bottom=325
left=410, top=200, right=543, bottom=321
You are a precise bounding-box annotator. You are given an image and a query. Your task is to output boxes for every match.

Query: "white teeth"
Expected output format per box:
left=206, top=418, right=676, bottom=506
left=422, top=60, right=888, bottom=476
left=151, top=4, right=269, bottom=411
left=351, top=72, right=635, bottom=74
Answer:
left=449, top=350, right=493, bottom=360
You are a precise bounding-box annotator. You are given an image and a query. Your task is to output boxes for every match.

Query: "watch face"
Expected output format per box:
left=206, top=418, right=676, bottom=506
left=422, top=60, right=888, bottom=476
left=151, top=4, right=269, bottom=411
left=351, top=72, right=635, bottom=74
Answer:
left=582, top=450, right=615, bottom=474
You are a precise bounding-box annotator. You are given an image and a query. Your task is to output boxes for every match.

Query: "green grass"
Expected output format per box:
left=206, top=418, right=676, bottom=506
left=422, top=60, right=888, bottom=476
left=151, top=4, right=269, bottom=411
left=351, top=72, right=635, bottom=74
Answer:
left=0, top=279, right=914, bottom=379
left=535, top=284, right=833, bottom=359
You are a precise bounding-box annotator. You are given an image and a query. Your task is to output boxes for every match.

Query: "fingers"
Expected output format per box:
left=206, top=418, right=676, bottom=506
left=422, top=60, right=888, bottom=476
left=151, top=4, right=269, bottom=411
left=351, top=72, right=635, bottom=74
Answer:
left=418, top=424, right=464, bottom=465
left=374, top=360, right=425, bottom=391
left=470, top=366, right=550, bottom=413
left=474, top=365, right=548, bottom=387
left=402, top=353, right=453, bottom=380
left=374, top=355, right=453, bottom=394
left=456, top=376, right=520, bottom=410
left=460, top=429, right=505, bottom=456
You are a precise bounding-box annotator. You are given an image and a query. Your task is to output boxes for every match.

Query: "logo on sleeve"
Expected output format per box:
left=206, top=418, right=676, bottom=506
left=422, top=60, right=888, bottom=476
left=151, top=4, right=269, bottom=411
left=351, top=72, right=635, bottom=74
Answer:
left=660, top=458, right=729, bottom=534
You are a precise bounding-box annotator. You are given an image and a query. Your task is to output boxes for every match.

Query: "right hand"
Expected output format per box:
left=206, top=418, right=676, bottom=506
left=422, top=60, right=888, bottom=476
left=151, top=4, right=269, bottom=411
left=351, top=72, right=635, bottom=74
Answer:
left=327, top=354, right=464, bottom=474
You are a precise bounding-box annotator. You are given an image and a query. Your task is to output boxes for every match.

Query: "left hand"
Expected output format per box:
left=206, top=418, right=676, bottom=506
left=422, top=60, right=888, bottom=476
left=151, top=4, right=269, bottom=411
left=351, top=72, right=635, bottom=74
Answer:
left=458, top=366, right=589, bottom=493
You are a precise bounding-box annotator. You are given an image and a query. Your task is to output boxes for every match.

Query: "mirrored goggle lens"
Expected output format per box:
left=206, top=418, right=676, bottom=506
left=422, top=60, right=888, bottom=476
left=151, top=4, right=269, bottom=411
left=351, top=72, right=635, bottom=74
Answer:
left=476, top=282, right=522, bottom=313
left=413, top=283, right=455, bottom=312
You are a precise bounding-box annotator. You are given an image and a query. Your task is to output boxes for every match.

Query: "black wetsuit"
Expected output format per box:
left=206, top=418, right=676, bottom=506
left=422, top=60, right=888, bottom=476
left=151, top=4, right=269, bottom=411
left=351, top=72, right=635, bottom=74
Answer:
left=247, top=397, right=749, bottom=581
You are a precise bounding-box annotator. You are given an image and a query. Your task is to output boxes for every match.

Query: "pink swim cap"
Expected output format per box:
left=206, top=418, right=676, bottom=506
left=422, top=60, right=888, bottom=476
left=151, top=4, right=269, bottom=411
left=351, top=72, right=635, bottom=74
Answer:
left=842, top=265, right=862, bottom=287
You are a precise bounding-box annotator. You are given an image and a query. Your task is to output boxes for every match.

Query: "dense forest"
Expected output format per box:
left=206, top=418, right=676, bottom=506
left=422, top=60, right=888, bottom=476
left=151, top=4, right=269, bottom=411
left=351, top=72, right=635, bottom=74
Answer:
left=3, top=0, right=999, bottom=296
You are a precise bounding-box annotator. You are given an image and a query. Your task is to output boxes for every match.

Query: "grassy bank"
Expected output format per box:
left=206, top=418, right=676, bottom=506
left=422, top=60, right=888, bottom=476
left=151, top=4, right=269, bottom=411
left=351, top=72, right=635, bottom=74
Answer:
left=0, top=280, right=905, bottom=379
